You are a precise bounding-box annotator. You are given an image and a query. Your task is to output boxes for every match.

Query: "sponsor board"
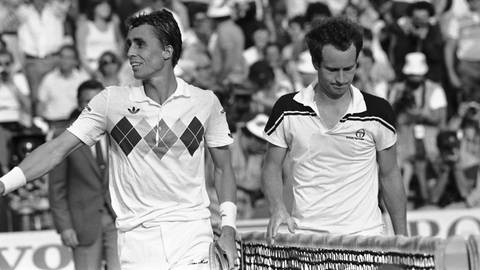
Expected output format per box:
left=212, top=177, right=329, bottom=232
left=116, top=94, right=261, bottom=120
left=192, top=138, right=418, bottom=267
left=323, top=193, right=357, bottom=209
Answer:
left=0, top=230, right=73, bottom=270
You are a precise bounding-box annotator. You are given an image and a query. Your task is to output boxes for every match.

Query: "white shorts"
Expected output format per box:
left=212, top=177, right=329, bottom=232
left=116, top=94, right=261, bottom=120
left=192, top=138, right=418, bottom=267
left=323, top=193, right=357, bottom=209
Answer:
left=118, top=219, right=213, bottom=270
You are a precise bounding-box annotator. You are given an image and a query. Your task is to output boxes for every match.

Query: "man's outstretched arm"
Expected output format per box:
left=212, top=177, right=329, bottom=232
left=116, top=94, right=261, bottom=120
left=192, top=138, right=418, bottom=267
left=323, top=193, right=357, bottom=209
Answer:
left=0, top=130, right=84, bottom=195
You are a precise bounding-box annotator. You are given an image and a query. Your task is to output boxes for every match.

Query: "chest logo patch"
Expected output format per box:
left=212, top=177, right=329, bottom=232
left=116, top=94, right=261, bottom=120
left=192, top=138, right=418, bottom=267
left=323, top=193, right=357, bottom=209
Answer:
left=355, top=128, right=366, bottom=138
left=346, top=128, right=366, bottom=141
left=128, top=106, right=140, bottom=114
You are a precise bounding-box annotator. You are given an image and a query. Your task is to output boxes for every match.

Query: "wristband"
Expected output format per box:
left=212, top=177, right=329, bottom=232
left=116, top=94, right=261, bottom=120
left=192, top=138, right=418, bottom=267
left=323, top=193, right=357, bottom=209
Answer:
left=1, top=167, right=27, bottom=195
left=220, top=201, right=237, bottom=229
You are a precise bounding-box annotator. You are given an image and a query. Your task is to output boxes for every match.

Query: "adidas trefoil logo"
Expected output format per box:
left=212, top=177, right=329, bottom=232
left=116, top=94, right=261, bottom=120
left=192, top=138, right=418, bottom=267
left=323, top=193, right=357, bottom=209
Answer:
left=128, top=106, right=140, bottom=114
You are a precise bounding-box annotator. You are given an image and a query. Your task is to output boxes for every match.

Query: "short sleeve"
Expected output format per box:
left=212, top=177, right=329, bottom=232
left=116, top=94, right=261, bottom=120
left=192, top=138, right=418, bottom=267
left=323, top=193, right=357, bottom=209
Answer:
left=263, top=99, right=288, bottom=148
left=204, top=92, right=233, bottom=147
left=374, top=100, right=397, bottom=151
left=67, top=89, right=108, bottom=146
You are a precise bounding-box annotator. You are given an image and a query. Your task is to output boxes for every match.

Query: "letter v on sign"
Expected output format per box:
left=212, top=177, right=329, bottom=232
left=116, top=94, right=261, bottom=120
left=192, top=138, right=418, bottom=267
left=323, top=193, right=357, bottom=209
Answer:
left=0, top=246, right=31, bottom=270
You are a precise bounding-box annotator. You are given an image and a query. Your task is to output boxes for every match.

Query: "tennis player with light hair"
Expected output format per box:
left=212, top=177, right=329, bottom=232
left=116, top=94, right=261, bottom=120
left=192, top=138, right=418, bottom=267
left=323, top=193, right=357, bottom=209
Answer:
left=0, top=9, right=237, bottom=270
left=262, top=16, right=407, bottom=242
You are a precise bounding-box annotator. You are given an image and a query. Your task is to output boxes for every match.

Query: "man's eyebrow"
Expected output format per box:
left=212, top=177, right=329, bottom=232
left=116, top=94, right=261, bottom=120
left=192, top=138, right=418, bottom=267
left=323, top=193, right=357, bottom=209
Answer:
left=324, top=64, right=356, bottom=71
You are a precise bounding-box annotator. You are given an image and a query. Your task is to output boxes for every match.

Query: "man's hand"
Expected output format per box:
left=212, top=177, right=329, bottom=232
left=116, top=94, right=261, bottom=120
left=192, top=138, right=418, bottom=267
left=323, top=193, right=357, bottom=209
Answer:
left=266, top=207, right=296, bottom=245
left=60, top=229, right=79, bottom=247
left=216, top=226, right=237, bottom=270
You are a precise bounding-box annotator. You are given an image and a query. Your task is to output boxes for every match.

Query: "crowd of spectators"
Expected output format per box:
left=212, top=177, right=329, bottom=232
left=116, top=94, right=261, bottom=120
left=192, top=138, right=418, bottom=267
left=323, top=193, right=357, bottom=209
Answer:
left=0, top=0, right=480, bottom=231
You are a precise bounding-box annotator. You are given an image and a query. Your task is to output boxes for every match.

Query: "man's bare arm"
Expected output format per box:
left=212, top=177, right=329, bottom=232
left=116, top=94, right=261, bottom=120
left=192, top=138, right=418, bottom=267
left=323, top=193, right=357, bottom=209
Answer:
left=0, top=131, right=85, bottom=194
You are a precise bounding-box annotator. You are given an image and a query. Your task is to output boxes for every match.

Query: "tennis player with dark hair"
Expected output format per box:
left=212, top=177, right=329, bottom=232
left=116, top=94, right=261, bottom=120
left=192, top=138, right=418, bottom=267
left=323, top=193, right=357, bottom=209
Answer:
left=0, top=9, right=237, bottom=270
left=262, top=16, right=407, bottom=242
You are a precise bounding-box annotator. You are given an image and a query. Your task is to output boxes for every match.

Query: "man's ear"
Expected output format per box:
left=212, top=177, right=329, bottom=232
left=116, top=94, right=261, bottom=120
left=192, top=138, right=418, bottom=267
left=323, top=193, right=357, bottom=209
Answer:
left=162, top=45, right=173, bottom=60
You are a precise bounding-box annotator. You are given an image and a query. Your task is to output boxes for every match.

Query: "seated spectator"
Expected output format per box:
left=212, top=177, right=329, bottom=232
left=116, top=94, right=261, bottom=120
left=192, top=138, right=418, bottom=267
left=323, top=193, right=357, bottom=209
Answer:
left=243, top=24, right=270, bottom=68
left=389, top=52, right=448, bottom=206
left=36, top=45, right=89, bottom=129
left=230, top=114, right=269, bottom=220
left=264, top=42, right=294, bottom=92
left=429, top=130, right=479, bottom=208
left=76, top=0, right=123, bottom=76
left=96, top=50, right=121, bottom=87
left=249, top=60, right=289, bottom=115
left=282, top=15, right=307, bottom=62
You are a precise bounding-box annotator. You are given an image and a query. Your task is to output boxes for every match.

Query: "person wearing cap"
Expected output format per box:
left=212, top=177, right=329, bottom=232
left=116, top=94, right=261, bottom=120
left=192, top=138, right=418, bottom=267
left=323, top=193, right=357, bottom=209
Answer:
left=230, top=114, right=269, bottom=220
left=207, top=0, right=247, bottom=86
left=389, top=52, right=448, bottom=207
left=262, top=17, right=407, bottom=241
left=0, top=10, right=238, bottom=270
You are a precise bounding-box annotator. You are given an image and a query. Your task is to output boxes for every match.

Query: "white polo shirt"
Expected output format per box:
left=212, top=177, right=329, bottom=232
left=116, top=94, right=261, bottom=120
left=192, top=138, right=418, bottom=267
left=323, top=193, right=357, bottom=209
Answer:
left=264, top=83, right=397, bottom=235
left=68, top=78, right=233, bottom=231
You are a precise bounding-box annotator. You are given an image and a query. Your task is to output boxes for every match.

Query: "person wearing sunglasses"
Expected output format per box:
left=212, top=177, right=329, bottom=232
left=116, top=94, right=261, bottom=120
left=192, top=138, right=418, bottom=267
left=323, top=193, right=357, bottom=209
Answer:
left=96, top=51, right=121, bottom=87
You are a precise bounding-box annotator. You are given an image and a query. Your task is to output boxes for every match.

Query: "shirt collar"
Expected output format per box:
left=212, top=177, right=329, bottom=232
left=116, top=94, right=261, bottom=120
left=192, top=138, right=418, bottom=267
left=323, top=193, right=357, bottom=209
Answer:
left=293, top=81, right=367, bottom=114
left=129, top=77, right=191, bottom=103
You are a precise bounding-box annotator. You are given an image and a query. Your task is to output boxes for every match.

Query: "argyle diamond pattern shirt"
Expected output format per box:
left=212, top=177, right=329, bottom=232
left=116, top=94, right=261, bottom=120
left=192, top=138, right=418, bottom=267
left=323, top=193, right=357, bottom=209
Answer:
left=67, top=79, right=233, bottom=231
left=110, top=116, right=205, bottom=158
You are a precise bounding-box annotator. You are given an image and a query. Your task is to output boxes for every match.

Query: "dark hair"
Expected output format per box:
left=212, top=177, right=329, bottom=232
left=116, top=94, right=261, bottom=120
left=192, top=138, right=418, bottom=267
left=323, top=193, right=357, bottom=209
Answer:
left=305, top=2, right=332, bottom=23
left=77, top=79, right=104, bottom=99
left=0, top=48, right=13, bottom=62
left=57, top=44, right=79, bottom=60
left=86, top=0, right=113, bottom=21
left=126, top=9, right=182, bottom=67
left=305, top=16, right=363, bottom=67
left=406, top=1, right=435, bottom=17
left=248, top=60, right=275, bottom=88
left=288, top=15, right=305, bottom=29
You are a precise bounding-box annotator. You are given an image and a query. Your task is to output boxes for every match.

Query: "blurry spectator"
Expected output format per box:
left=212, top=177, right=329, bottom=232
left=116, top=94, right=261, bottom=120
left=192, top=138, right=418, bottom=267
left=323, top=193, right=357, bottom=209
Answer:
left=243, top=24, right=270, bottom=68
left=390, top=1, right=446, bottom=83
left=354, top=47, right=389, bottom=99
left=0, top=0, right=22, bottom=72
left=362, top=26, right=395, bottom=90
left=207, top=0, right=247, bottom=86
left=181, top=12, right=215, bottom=88
left=36, top=45, right=89, bottom=128
left=389, top=52, right=448, bottom=206
left=96, top=51, right=121, bottom=87
left=190, top=54, right=218, bottom=91
left=429, top=130, right=478, bottom=208
left=282, top=15, right=307, bottom=61
left=16, top=0, right=72, bottom=117
left=76, top=0, right=123, bottom=76
left=249, top=60, right=289, bottom=115
left=264, top=42, right=294, bottom=92
left=291, top=50, right=317, bottom=89
left=233, top=0, right=262, bottom=49
left=443, top=0, right=480, bottom=102
left=304, top=2, right=332, bottom=30
left=0, top=48, right=30, bottom=173
left=49, top=79, right=120, bottom=269
left=342, top=0, right=380, bottom=29
left=182, top=11, right=213, bottom=60
left=231, top=114, right=269, bottom=220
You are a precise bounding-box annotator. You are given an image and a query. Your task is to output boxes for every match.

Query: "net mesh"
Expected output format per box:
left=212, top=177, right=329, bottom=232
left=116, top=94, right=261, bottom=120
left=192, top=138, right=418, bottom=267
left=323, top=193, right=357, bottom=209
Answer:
left=238, top=232, right=444, bottom=270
